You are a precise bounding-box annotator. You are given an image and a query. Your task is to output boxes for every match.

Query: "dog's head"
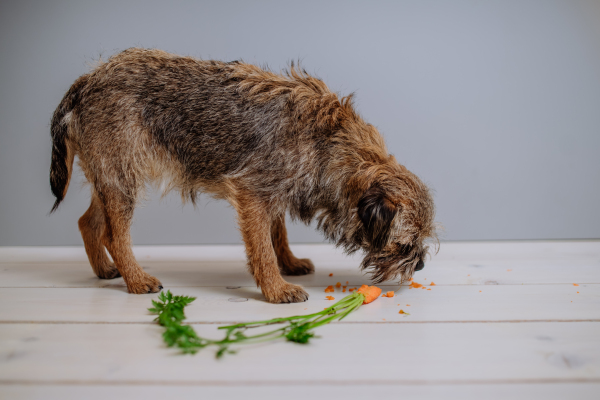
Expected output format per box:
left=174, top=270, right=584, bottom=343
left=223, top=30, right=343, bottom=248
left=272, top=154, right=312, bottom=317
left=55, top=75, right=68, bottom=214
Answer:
left=356, top=166, right=437, bottom=283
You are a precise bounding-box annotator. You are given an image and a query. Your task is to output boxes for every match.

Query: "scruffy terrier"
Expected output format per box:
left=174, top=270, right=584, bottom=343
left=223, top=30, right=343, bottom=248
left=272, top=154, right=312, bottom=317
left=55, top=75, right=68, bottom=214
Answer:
left=50, top=48, right=437, bottom=303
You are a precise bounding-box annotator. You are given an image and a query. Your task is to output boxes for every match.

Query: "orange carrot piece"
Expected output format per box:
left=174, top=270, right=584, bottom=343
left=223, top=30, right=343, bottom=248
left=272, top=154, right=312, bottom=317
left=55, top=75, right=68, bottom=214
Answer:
left=385, top=291, right=394, bottom=298
left=409, top=281, right=424, bottom=289
left=325, top=296, right=335, bottom=300
left=324, top=285, right=334, bottom=293
left=328, top=273, right=333, bottom=277
left=430, top=282, right=436, bottom=286
left=356, top=285, right=382, bottom=304
left=349, top=288, right=355, bottom=292
left=399, top=309, right=409, bottom=315
left=573, top=283, right=579, bottom=286
left=346, top=281, right=349, bottom=285
left=335, top=282, right=341, bottom=288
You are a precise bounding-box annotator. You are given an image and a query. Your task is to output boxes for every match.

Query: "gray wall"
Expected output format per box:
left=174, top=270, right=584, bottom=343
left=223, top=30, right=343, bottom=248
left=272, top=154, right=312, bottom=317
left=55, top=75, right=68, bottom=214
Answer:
left=1, top=0, right=599, bottom=246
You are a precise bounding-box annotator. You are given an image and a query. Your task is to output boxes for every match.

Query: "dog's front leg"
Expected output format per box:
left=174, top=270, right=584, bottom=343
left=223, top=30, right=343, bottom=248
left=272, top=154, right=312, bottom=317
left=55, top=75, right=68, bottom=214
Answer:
left=236, top=195, right=309, bottom=303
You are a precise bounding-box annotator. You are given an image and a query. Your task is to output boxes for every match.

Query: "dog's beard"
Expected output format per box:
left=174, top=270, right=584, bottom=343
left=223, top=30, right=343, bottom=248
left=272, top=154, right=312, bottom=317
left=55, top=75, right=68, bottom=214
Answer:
left=361, top=244, right=428, bottom=284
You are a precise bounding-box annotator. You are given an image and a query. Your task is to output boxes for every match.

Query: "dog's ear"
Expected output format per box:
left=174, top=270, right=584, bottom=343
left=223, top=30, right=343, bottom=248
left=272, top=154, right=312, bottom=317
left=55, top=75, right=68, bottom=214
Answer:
left=357, top=186, right=398, bottom=250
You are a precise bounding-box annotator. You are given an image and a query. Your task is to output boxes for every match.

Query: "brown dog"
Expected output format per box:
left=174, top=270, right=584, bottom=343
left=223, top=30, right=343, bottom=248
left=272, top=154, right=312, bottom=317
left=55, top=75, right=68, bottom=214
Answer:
left=50, top=48, right=437, bottom=303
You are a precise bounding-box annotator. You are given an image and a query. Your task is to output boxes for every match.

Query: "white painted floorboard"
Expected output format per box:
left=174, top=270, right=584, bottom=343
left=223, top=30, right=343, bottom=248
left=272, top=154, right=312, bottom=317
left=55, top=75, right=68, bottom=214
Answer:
left=0, top=241, right=599, bottom=399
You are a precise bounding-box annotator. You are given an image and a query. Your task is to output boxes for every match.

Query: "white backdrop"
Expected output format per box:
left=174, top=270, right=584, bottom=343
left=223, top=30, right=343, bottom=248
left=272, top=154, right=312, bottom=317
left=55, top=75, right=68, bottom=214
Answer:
left=1, top=0, right=599, bottom=245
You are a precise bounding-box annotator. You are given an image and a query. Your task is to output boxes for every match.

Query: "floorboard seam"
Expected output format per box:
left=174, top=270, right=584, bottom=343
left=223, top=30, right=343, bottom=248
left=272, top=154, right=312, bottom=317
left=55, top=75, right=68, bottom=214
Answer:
left=1, top=319, right=599, bottom=325
left=1, top=378, right=599, bottom=386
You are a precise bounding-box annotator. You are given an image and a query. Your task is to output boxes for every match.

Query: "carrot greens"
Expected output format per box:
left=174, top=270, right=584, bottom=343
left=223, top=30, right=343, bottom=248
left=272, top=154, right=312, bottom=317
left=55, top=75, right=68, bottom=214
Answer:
left=149, top=290, right=368, bottom=358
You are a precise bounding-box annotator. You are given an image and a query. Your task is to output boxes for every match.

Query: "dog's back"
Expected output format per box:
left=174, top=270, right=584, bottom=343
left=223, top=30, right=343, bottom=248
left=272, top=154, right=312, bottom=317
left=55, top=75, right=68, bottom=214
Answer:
left=50, top=48, right=357, bottom=208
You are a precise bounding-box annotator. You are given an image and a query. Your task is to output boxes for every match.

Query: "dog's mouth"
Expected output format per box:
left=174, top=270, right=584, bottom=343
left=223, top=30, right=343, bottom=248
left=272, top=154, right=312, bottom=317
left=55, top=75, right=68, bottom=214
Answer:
left=360, top=244, right=427, bottom=284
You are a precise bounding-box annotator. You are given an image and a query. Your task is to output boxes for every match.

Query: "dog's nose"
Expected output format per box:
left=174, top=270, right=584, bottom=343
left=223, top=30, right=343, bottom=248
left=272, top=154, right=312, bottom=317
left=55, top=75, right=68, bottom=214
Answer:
left=415, top=260, right=425, bottom=271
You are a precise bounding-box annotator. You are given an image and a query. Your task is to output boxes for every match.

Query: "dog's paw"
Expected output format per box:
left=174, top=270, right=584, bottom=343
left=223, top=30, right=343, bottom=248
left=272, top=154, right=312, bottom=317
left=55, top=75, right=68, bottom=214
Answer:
left=264, top=282, right=309, bottom=303
left=280, top=258, right=315, bottom=276
left=126, top=274, right=163, bottom=294
left=96, top=264, right=121, bottom=280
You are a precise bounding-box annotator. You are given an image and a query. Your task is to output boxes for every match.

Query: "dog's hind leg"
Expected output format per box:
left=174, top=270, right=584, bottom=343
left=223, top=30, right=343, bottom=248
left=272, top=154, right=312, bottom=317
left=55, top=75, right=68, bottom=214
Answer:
left=78, top=192, right=120, bottom=279
left=98, top=187, right=163, bottom=294
left=271, top=215, right=315, bottom=276
left=236, top=196, right=308, bottom=303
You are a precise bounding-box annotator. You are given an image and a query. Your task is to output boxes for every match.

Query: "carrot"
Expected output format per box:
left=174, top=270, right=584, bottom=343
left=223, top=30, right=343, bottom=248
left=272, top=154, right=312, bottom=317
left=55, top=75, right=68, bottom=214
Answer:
left=381, top=291, right=394, bottom=298
left=325, top=296, right=335, bottom=300
left=429, top=282, right=436, bottom=286
left=573, top=283, right=579, bottom=286
left=335, top=282, right=341, bottom=288
left=324, top=285, right=334, bottom=293
left=356, top=285, right=382, bottom=304
left=328, top=273, right=333, bottom=277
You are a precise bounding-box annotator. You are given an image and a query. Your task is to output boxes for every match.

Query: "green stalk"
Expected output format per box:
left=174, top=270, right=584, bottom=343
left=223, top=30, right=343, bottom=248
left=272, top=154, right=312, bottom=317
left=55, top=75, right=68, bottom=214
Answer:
left=149, top=290, right=367, bottom=358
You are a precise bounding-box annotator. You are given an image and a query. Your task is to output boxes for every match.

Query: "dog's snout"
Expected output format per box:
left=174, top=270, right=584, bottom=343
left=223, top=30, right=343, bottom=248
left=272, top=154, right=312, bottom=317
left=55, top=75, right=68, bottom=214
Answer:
left=415, top=260, right=425, bottom=271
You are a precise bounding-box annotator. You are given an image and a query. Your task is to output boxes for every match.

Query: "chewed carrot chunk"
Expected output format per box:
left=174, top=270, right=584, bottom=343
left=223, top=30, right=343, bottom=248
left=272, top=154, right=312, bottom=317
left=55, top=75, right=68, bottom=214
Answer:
left=356, top=285, right=382, bottom=304
left=324, top=285, right=334, bottom=293
left=409, top=281, right=424, bottom=289
left=335, top=282, right=342, bottom=288
left=381, top=291, right=394, bottom=298
left=328, top=273, right=333, bottom=277
left=573, top=283, right=579, bottom=286
left=349, top=288, right=355, bottom=292
left=325, top=296, right=335, bottom=300
left=399, top=309, right=410, bottom=315
left=430, top=282, right=436, bottom=286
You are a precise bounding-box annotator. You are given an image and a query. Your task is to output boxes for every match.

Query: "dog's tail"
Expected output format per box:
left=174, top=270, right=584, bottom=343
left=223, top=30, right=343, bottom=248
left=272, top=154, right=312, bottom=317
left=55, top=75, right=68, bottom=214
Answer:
left=49, top=76, right=86, bottom=213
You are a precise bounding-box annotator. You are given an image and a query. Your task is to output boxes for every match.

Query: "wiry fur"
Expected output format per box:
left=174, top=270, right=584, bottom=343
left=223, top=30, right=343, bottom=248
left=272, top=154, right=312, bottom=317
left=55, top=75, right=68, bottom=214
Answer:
left=49, top=48, right=437, bottom=302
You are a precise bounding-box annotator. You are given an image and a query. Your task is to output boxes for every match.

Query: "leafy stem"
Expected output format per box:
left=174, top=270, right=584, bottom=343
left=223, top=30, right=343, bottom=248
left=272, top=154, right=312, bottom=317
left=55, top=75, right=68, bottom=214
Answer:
left=149, top=290, right=366, bottom=358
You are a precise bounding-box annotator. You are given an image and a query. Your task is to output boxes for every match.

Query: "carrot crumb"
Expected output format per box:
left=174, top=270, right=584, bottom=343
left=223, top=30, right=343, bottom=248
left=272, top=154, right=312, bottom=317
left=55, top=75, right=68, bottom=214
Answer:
left=385, top=291, right=394, bottom=297
left=324, top=285, right=334, bottom=293
left=335, top=282, right=341, bottom=288
left=427, top=288, right=431, bottom=290
left=430, top=282, right=436, bottom=286
left=577, top=292, right=579, bottom=294
left=349, top=288, right=355, bottom=292
left=328, top=273, right=333, bottom=277
left=479, top=290, right=482, bottom=292
left=399, top=309, right=410, bottom=315
left=346, top=281, right=349, bottom=285
left=467, top=274, right=470, bottom=276
left=406, top=304, right=410, bottom=306
left=507, top=269, right=512, bottom=272
left=573, top=283, right=579, bottom=286
left=409, top=281, right=424, bottom=289
left=342, top=288, right=346, bottom=292
left=325, top=296, right=335, bottom=300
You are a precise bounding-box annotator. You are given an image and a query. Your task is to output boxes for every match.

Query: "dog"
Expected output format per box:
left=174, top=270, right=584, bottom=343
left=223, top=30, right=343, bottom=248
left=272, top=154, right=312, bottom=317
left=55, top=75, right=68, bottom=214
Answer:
left=49, top=48, right=437, bottom=303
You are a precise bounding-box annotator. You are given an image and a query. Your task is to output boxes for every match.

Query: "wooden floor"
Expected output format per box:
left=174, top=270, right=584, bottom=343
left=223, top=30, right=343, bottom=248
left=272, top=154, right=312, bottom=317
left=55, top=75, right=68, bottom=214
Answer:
left=0, top=241, right=598, bottom=399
